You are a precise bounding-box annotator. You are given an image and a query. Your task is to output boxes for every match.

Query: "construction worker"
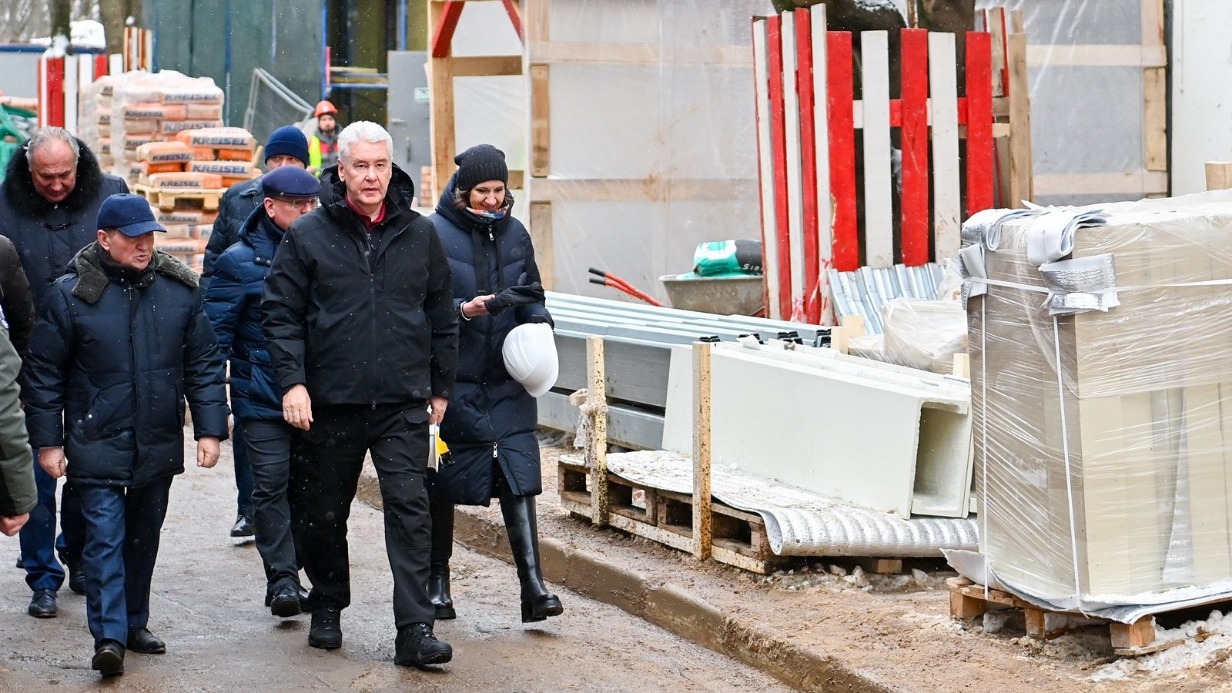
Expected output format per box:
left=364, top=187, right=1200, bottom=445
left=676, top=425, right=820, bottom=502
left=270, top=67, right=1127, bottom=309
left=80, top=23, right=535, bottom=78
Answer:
left=308, top=100, right=339, bottom=177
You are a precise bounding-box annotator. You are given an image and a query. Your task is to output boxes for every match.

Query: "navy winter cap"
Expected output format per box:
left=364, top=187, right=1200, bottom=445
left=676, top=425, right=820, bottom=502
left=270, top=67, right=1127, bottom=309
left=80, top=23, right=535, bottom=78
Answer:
left=454, top=144, right=508, bottom=192
left=264, top=125, right=309, bottom=165
left=263, top=165, right=321, bottom=198
left=97, top=193, right=165, bottom=237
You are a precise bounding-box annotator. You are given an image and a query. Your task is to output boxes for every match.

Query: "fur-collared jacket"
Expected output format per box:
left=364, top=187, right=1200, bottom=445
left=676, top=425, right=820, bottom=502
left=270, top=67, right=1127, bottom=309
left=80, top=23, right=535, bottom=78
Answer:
left=0, top=139, right=128, bottom=311
left=23, top=244, right=229, bottom=487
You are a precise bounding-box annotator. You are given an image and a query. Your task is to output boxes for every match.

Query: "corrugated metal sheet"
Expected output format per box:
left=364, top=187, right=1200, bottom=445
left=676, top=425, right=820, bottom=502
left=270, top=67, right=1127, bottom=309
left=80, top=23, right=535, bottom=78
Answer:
left=606, top=450, right=977, bottom=558
left=827, top=263, right=945, bottom=334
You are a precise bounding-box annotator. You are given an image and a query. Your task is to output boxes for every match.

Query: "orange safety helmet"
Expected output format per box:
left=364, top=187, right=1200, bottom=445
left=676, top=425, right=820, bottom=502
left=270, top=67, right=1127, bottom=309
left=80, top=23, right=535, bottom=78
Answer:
left=313, top=100, right=338, bottom=118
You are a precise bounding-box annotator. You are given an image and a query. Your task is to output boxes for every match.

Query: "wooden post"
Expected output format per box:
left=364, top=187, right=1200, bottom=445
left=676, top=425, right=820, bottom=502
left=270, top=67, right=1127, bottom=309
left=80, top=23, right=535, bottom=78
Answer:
left=693, top=341, right=713, bottom=560
left=428, top=1, right=462, bottom=202
left=529, top=201, right=554, bottom=289
left=1007, top=31, right=1034, bottom=205
left=530, top=64, right=551, bottom=177
left=587, top=336, right=609, bottom=527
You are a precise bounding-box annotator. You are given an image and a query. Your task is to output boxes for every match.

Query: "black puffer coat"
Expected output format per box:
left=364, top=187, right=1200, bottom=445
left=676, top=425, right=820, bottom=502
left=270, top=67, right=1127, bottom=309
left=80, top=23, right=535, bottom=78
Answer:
left=202, top=176, right=262, bottom=280
left=262, top=164, right=458, bottom=407
left=23, top=244, right=230, bottom=487
left=0, top=138, right=128, bottom=310
left=430, top=175, right=551, bottom=505
left=203, top=207, right=285, bottom=421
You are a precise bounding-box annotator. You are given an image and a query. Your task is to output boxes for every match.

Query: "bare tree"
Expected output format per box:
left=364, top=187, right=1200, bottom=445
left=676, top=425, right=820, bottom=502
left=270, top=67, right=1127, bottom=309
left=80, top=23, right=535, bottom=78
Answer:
left=51, top=0, right=72, bottom=50
left=0, top=0, right=101, bottom=45
left=99, top=0, right=142, bottom=55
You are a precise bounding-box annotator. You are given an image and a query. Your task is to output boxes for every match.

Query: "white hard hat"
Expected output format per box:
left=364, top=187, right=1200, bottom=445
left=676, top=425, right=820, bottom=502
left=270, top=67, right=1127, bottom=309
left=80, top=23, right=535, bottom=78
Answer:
left=502, top=323, right=559, bottom=398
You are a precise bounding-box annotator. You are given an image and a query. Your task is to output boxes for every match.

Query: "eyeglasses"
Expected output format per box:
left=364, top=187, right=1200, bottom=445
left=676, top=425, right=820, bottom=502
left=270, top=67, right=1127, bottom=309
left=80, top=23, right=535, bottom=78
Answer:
left=270, top=196, right=317, bottom=211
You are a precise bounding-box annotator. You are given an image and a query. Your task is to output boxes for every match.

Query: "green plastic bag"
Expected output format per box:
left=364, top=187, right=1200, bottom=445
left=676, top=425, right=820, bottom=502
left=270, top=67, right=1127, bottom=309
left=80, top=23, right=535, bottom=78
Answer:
left=692, top=239, right=763, bottom=277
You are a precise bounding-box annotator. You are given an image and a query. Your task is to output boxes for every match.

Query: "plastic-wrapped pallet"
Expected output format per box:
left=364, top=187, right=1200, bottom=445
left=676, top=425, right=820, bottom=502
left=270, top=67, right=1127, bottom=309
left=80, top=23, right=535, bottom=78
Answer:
left=964, top=189, right=1232, bottom=612
left=111, top=70, right=224, bottom=186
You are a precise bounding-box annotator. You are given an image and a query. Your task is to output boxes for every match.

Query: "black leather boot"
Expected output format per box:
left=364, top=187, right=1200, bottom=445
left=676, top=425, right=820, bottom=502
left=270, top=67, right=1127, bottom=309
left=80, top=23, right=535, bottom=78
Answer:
left=498, top=482, right=563, bottom=623
left=428, top=499, right=456, bottom=620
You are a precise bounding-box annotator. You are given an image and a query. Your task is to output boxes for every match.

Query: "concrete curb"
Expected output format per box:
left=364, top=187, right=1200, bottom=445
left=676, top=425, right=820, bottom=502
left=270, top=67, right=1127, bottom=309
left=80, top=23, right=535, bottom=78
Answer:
left=356, top=474, right=889, bottom=692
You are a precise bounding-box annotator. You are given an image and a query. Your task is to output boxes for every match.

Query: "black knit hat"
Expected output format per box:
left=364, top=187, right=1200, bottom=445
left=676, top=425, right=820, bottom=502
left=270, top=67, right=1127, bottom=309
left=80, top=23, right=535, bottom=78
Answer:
left=454, top=144, right=508, bottom=192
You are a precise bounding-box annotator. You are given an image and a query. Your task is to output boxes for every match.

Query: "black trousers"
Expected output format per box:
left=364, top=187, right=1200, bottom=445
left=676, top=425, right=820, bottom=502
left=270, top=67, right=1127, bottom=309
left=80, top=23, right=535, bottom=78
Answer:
left=290, top=403, right=434, bottom=627
left=242, top=418, right=300, bottom=591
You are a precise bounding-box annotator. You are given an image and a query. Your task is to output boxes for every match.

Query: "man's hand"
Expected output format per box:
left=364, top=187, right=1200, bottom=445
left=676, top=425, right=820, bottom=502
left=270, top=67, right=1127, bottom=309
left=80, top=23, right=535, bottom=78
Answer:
left=282, top=384, right=313, bottom=431
left=429, top=396, right=448, bottom=426
left=39, top=447, right=66, bottom=479
left=0, top=513, right=29, bottom=536
left=197, top=436, right=221, bottom=468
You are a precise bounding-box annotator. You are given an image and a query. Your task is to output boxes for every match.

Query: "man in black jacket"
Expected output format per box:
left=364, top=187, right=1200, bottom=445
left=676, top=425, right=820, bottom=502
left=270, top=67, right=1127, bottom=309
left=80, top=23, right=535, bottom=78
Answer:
left=24, top=193, right=229, bottom=677
left=262, top=121, right=458, bottom=668
left=1, top=127, right=128, bottom=617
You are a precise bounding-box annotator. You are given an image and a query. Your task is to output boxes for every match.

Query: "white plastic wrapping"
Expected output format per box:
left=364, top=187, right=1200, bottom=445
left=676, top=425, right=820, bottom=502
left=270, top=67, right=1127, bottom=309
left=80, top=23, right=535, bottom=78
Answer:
left=967, top=189, right=1232, bottom=610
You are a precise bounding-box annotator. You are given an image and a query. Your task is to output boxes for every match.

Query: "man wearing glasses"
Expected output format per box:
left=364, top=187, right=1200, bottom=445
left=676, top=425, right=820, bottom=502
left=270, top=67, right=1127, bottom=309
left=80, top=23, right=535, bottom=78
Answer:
left=203, top=166, right=321, bottom=619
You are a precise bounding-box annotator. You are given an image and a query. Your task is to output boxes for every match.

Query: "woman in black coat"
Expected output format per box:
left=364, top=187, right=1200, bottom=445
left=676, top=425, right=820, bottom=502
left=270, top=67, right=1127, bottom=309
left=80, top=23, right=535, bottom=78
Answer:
left=428, top=144, right=562, bottom=623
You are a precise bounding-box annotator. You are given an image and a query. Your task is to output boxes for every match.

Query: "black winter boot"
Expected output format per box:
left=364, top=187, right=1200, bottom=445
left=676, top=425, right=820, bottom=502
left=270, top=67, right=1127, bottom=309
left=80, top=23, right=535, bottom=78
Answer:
left=498, top=481, right=563, bottom=623
left=428, top=499, right=456, bottom=620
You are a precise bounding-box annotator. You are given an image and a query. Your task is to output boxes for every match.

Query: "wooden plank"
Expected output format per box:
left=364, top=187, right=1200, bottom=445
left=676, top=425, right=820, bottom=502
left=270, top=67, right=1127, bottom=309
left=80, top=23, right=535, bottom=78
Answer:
left=526, top=0, right=550, bottom=45
left=767, top=16, right=793, bottom=319
left=529, top=178, right=757, bottom=202
left=809, top=4, right=832, bottom=324
left=827, top=31, right=858, bottom=272
left=1026, top=44, right=1167, bottom=68
left=1007, top=32, right=1034, bottom=205
left=781, top=12, right=806, bottom=309
left=752, top=19, right=781, bottom=321
left=451, top=55, right=523, bottom=77
left=530, top=63, right=550, bottom=177
left=859, top=31, right=893, bottom=268
left=1142, top=0, right=1165, bottom=45
left=899, top=28, right=930, bottom=266
left=428, top=0, right=457, bottom=203
left=986, top=8, right=1007, bottom=97
left=795, top=8, right=821, bottom=323
left=528, top=41, right=751, bottom=66
left=608, top=512, right=695, bottom=553
left=528, top=201, right=553, bottom=289
left=693, top=342, right=713, bottom=561
left=1206, top=162, right=1232, bottom=191
left=964, top=32, right=994, bottom=217
left=929, top=32, right=961, bottom=263
left=587, top=336, right=609, bottom=527
left=1033, top=171, right=1169, bottom=196
left=1110, top=617, right=1156, bottom=650
left=1143, top=66, right=1167, bottom=172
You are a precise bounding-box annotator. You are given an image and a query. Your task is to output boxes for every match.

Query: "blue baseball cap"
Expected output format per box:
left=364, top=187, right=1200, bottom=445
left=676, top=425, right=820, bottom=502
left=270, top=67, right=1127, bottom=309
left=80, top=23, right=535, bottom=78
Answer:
left=263, top=165, right=320, bottom=198
left=97, top=194, right=165, bottom=237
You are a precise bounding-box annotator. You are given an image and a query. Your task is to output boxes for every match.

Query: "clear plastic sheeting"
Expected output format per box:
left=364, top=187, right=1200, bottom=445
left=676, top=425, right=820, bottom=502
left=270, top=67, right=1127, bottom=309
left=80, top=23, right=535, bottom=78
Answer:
left=975, top=0, right=1159, bottom=206
left=966, top=189, right=1232, bottom=611
left=529, top=0, right=773, bottom=302
left=849, top=297, right=968, bottom=374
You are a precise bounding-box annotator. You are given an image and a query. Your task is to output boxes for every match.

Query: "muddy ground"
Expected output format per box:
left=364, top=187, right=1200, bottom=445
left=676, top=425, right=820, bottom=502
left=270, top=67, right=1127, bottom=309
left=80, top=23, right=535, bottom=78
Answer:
left=487, top=440, right=1232, bottom=693
left=0, top=433, right=788, bottom=692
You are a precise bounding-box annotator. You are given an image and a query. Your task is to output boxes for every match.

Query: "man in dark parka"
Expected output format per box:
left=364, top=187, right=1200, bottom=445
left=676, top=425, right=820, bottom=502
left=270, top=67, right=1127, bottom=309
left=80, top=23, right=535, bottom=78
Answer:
left=0, top=127, right=128, bottom=617
left=23, top=194, right=229, bottom=677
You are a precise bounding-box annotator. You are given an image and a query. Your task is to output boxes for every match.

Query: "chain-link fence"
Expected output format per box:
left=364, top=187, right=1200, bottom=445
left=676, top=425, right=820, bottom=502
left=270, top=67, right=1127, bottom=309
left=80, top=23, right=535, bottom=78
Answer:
left=243, top=67, right=314, bottom=152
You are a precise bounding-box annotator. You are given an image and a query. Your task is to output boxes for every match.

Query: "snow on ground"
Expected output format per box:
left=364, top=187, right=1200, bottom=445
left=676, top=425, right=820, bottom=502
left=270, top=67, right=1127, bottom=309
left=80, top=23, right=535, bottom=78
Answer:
left=1091, top=610, right=1232, bottom=682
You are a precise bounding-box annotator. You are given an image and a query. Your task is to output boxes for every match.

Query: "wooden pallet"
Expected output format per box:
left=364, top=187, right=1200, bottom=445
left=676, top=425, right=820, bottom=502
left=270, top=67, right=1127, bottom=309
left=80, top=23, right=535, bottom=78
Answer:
left=134, top=184, right=224, bottom=212
left=947, top=577, right=1191, bottom=656
left=560, top=458, right=788, bottom=574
